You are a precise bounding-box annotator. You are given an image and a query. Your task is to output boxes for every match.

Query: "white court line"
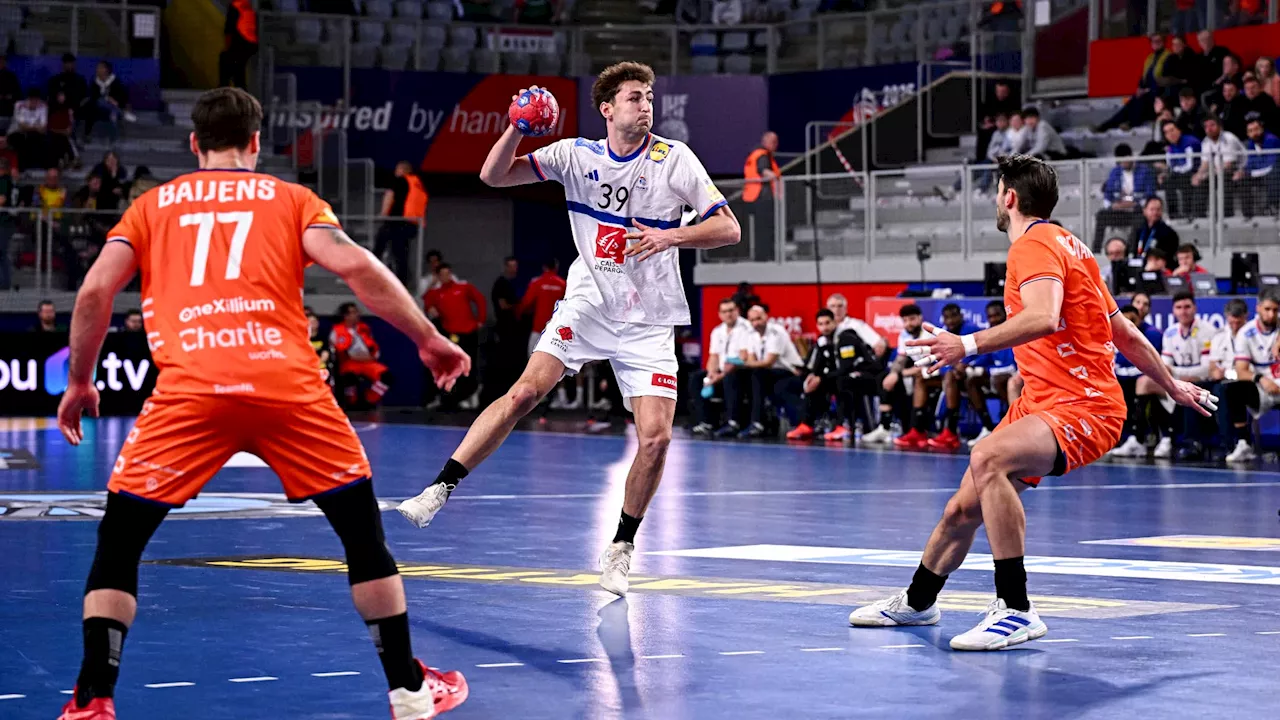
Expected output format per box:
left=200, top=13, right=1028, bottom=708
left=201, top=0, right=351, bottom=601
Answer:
left=228, top=676, right=278, bottom=683
left=1038, top=639, right=1079, bottom=644
left=0, top=694, right=25, bottom=700
left=1111, top=636, right=1153, bottom=640
left=879, top=644, right=926, bottom=649
left=557, top=658, right=605, bottom=664
left=311, top=672, right=360, bottom=678
left=59, top=690, right=73, bottom=695
left=640, top=654, right=684, bottom=660
left=1256, top=631, right=1280, bottom=635
left=475, top=662, right=525, bottom=668
left=145, top=682, right=195, bottom=689
left=719, top=650, right=765, bottom=656
left=1187, top=633, right=1227, bottom=638
left=800, top=647, right=844, bottom=652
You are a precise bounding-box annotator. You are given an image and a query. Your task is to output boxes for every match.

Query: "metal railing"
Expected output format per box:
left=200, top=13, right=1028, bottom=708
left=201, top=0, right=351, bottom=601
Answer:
left=699, top=148, right=1280, bottom=265
left=1091, top=0, right=1278, bottom=40
left=0, top=1, right=161, bottom=60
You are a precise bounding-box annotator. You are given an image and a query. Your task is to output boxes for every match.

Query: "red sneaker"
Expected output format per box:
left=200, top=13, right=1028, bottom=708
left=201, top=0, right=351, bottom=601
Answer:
left=893, top=428, right=928, bottom=449
left=927, top=428, right=961, bottom=450
left=58, top=694, right=116, bottom=720
left=823, top=425, right=851, bottom=442
left=785, top=423, right=814, bottom=440
left=389, top=660, right=469, bottom=719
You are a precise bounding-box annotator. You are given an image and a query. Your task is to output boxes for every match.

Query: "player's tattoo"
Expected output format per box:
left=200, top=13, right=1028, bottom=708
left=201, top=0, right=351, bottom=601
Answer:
left=326, top=228, right=357, bottom=246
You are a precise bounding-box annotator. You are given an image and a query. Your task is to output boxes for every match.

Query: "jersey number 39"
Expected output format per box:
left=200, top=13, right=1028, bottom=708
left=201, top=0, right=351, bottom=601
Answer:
left=181, top=211, right=254, bottom=287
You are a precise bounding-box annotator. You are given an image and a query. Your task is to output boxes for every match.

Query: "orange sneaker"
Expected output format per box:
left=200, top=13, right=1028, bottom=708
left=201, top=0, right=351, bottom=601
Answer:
left=823, top=425, right=851, bottom=442
left=927, top=428, right=962, bottom=450
left=58, top=694, right=116, bottom=720
left=893, top=428, right=929, bottom=449
left=389, top=660, right=468, bottom=719
left=786, top=423, right=815, bottom=440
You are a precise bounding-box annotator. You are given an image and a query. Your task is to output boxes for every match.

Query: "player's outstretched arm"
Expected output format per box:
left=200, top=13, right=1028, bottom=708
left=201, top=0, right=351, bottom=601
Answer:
left=479, top=124, right=541, bottom=188
left=1112, top=311, right=1217, bottom=416
left=302, top=227, right=471, bottom=390
left=58, top=241, right=138, bottom=445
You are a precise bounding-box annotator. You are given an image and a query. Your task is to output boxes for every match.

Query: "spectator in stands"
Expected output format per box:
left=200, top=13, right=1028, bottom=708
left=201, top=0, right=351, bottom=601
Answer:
left=1002, top=110, right=1028, bottom=155
left=1237, top=113, right=1280, bottom=217
left=1161, top=120, right=1203, bottom=218
left=1095, top=144, right=1156, bottom=250
left=89, top=150, right=127, bottom=209
left=126, top=165, right=158, bottom=207
left=1195, top=114, right=1247, bottom=216
left=963, top=300, right=1016, bottom=447
left=1175, top=87, right=1205, bottom=139
left=221, top=0, right=258, bottom=89
left=1172, top=243, right=1209, bottom=276
left=9, top=88, right=49, bottom=170
left=1159, top=34, right=1196, bottom=94
left=1144, top=247, right=1170, bottom=275
left=122, top=309, right=144, bottom=333
left=48, top=54, right=87, bottom=131
left=1203, top=56, right=1244, bottom=115
left=977, top=80, right=1020, bottom=163
left=1021, top=107, right=1067, bottom=160
left=1255, top=57, right=1280, bottom=104
left=690, top=297, right=751, bottom=436
left=867, top=303, right=925, bottom=446
left=1196, top=30, right=1237, bottom=92
left=330, top=302, right=393, bottom=409
left=731, top=281, right=761, bottom=315
left=981, top=112, right=1010, bottom=171
left=419, top=249, right=446, bottom=297
left=85, top=61, right=130, bottom=144
left=1170, top=5, right=1200, bottom=45
left=1098, top=237, right=1130, bottom=287
left=1225, top=290, right=1280, bottom=462
left=826, top=292, right=887, bottom=359
left=514, top=0, right=560, bottom=23
left=1242, top=76, right=1279, bottom=131
left=1129, top=195, right=1179, bottom=259
left=1151, top=100, right=1176, bottom=149
left=1217, top=80, right=1251, bottom=139
left=423, top=263, right=486, bottom=409
left=1096, top=33, right=1170, bottom=132
left=304, top=307, right=335, bottom=388
left=926, top=303, right=980, bottom=450
left=1110, top=302, right=1164, bottom=457
left=783, top=309, right=845, bottom=441
left=47, top=91, right=78, bottom=169
left=34, top=299, right=61, bottom=332
left=0, top=56, right=18, bottom=133
left=717, top=304, right=803, bottom=439
left=376, top=161, right=428, bottom=287
left=72, top=173, right=104, bottom=209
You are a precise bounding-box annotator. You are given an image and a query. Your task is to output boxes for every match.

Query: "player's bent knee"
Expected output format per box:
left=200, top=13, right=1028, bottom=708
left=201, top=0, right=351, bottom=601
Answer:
left=638, top=428, right=672, bottom=456
left=941, top=495, right=981, bottom=530
left=85, top=492, right=170, bottom=597
left=314, top=479, right=399, bottom=586
left=968, top=444, right=1004, bottom=484
left=507, top=382, right=543, bottom=415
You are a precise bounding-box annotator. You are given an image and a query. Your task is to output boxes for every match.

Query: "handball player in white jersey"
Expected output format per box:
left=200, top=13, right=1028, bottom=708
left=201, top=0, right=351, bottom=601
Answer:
left=399, top=62, right=741, bottom=595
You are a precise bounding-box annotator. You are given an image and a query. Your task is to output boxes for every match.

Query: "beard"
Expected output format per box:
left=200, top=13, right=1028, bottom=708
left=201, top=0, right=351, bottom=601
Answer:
left=995, top=205, right=1010, bottom=232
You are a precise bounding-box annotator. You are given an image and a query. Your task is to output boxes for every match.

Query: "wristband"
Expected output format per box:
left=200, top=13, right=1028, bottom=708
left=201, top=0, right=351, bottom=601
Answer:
left=961, top=334, right=979, bottom=357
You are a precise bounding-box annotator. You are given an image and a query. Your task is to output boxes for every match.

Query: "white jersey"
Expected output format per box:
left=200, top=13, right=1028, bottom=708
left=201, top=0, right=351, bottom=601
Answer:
left=838, top=316, right=883, bottom=350
left=746, top=323, right=802, bottom=371
left=708, top=317, right=751, bottom=370
left=531, top=133, right=727, bottom=326
left=1209, top=327, right=1237, bottom=374
left=1161, top=319, right=1213, bottom=381
left=1234, top=317, right=1280, bottom=376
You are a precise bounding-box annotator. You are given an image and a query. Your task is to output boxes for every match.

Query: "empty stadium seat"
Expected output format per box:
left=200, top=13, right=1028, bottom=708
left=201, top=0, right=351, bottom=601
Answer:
left=416, top=48, right=442, bottom=71
left=275, top=0, right=302, bottom=12
left=358, top=19, right=385, bottom=44
left=389, top=23, right=416, bottom=47
left=426, top=0, right=454, bottom=22
left=295, top=18, right=322, bottom=44
left=473, top=48, right=500, bottom=73
left=0, top=6, right=22, bottom=29
left=366, top=0, right=394, bottom=19
left=450, top=25, right=477, bottom=49
left=421, top=24, right=447, bottom=49
left=379, top=44, right=410, bottom=70
left=753, top=30, right=772, bottom=49
left=443, top=47, right=470, bottom=72
left=534, top=52, right=561, bottom=76
left=722, top=31, right=750, bottom=52
left=317, top=43, right=344, bottom=67
left=504, top=52, right=532, bottom=75
left=14, top=29, right=42, bottom=56
left=723, top=54, right=752, bottom=74
left=351, top=43, right=379, bottom=68
left=691, top=55, right=719, bottom=75
left=325, top=18, right=351, bottom=42
left=395, top=0, right=423, bottom=18
left=690, top=32, right=717, bottom=56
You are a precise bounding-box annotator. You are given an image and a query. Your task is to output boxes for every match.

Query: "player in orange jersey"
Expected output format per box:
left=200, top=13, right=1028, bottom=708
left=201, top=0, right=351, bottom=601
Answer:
left=849, top=155, right=1217, bottom=651
left=54, top=88, right=471, bottom=720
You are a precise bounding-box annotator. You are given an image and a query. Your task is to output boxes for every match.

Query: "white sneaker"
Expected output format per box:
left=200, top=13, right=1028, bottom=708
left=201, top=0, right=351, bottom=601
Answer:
left=396, top=483, right=451, bottom=529
left=967, top=427, right=993, bottom=448
left=1153, top=436, right=1173, bottom=459
left=388, top=661, right=468, bottom=719
left=949, top=599, right=1047, bottom=651
left=599, top=541, right=634, bottom=596
left=848, top=589, right=941, bottom=627
left=861, top=426, right=893, bottom=445
left=1111, top=435, right=1146, bottom=458
left=1226, top=439, right=1257, bottom=463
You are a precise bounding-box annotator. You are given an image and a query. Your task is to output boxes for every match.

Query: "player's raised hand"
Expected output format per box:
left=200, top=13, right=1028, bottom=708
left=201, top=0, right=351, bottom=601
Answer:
left=511, top=85, right=542, bottom=103
left=1167, top=378, right=1218, bottom=417
left=903, top=322, right=964, bottom=376
left=624, top=220, right=677, bottom=262
left=57, top=381, right=100, bottom=446
left=418, top=334, right=472, bottom=392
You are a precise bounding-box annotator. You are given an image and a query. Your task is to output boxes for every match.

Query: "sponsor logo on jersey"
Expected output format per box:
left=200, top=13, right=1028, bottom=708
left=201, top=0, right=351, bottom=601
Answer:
left=575, top=138, right=606, bottom=155
left=636, top=176, right=647, bottom=189
left=648, top=141, right=671, bottom=163
left=705, top=180, right=723, bottom=203
left=179, top=296, right=278, bottom=323
left=594, top=224, right=626, bottom=264
left=557, top=326, right=574, bottom=342
left=651, top=373, right=677, bottom=390
left=583, top=169, right=600, bottom=182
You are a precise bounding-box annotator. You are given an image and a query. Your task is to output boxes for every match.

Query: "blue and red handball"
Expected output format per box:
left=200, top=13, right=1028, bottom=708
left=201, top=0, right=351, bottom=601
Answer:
left=508, top=87, right=560, bottom=137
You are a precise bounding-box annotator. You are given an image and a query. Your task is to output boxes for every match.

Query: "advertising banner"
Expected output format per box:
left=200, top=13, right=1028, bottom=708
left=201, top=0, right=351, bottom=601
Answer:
left=0, top=332, right=158, bottom=417
left=278, top=68, right=579, bottom=173
left=767, top=63, right=919, bottom=154
left=577, top=75, right=769, bottom=175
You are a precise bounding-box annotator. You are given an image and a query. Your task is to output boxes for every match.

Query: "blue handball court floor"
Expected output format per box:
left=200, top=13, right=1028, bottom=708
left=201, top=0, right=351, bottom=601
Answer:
left=1, top=415, right=1279, bottom=719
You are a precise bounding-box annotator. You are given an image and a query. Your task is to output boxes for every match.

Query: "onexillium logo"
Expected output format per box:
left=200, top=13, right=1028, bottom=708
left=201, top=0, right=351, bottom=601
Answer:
left=43, top=346, right=70, bottom=395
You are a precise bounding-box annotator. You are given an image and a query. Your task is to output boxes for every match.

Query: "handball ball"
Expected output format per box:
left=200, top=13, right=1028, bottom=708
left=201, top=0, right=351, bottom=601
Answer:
left=509, top=87, right=560, bottom=137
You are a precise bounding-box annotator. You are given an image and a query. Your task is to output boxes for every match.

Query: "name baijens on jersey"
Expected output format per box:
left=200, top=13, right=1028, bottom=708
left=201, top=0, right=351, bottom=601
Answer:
left=532, top=134, right=727, bottom=326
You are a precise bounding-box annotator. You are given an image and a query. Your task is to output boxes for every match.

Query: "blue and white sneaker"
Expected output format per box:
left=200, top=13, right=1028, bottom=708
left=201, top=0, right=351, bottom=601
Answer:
left=848, top=590, right=941, bottom=627
left=949, top=598, right=1047, bottom=651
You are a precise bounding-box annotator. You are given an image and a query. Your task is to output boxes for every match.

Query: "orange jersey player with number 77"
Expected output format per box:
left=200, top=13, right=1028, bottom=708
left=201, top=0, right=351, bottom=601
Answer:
left=55, top=87, right=471, bottom=720
left=847, top=154, right=1219, bottom=652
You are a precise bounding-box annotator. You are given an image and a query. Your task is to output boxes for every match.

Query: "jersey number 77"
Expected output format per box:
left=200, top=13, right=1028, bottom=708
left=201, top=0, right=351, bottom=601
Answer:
left=180, top=211, right=255, bottom=287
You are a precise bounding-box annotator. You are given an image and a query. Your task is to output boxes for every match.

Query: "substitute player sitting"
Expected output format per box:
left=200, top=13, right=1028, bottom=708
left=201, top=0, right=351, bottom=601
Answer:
left=964, top=300, right=1017, bottom=448
left=849, top=155, right=1215, bottom=651
left=398, top=63, right=740, bottom=596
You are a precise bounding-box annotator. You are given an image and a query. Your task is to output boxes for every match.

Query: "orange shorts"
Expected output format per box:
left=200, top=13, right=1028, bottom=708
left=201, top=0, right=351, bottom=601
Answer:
left=994, top=397, right=1124, bottom=487
left=108, top=392, right=372, bottom=507
left=339, top=359, right=388, bottom=382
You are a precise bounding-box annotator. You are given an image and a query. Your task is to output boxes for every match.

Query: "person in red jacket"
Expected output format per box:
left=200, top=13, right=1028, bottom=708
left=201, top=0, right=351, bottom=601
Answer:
left=424, top=263, right=486, bottom=409
left=517, top=258, right=567, bottom=355
left=329, top=302, right=393, bottom=408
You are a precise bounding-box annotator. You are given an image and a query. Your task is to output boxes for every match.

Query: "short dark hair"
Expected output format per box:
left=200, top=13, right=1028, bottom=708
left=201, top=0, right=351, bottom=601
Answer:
left=1223, top=78, right=1238, bottom=88
left=899, top=304, right=922, bottom=318
left=1144, top=195, right=1163, bottom=208
left=1114, top=143, right=1133, bottom=157
left=1161, top=119, right=1179, bottom=131
left=436, top=262, right=452, bottom=272
left=62, top=52, right=76, bottom=64
left=1225, top=298, right=1249, bottom=317
left=591, top=61, right=656, bottom=110
left=997, top=154, right=1059, bottom=219
left=986, top=300, right=1005, bottom=312
left=504, top=256, right=517, bottom=264
left=942, top=303, right=962, bottom=315
left=816, top=308, right=836, bottom=321
left=1119, top=304, right=1139, bottom=316
left=98, top=60, right=112, bottom=71
left=38, top=299, right=54, bottom=309
left=1176, top=243, right=1199, bottom=259
left=426, top=249, right=442, bottom=261
left=338, top=302, right=358, bottom=315
left=1259, top=288, right=1280, bottom=305
left=718, top=297, right=737, bottom=309
left=1020, top=106, right=1040, bottom=119
left=1179, top=87, right=1197, bottom=99
left=1203, top=113, right=1221, bottom=126
left=543, top=257, right=558, bottom=270
left=192, top=87, right=263, bottom=153
left=1172, top=290, right=1196, bottom=305
left=1147, top=248, right=1168, bottom=263
left=125, top=308, right=143, bottom=317
left=303, top=305, right=316, bottom=317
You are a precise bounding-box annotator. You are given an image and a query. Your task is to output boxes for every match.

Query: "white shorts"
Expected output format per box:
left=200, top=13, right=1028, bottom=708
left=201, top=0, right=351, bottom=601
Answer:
left=533, top=297, right=678, bottom=410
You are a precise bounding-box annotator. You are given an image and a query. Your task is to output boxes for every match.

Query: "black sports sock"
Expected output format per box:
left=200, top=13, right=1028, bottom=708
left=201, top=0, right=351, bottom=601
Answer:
left=993, top=557, right=1030, bottom=612
left=905, top=563, right=947, bottom=612
left=75, top=617, right=128, bottom=707
left=946, top=409, right=959, bottom=433
left=1234, top=423, right=1252, bottom=444
left=1135, top=395, right=1157, bottom=444
left=366, top=613, right=423, bottom=692
left=879, top=407, right=894, bottom=430
left=431, top=458, right=469, bottom=498
left=613, top=511, right=642, bottom=544
left=912, top=406, right=929, bottom=433
left=976, top=406, right=995, bottom=431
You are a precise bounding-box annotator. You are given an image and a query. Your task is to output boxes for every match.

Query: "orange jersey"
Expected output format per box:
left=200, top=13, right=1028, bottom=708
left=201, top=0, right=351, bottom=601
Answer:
left=1004, top=221, right=1126, bottom=417
left=107, top=169, right=340, bottom=404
